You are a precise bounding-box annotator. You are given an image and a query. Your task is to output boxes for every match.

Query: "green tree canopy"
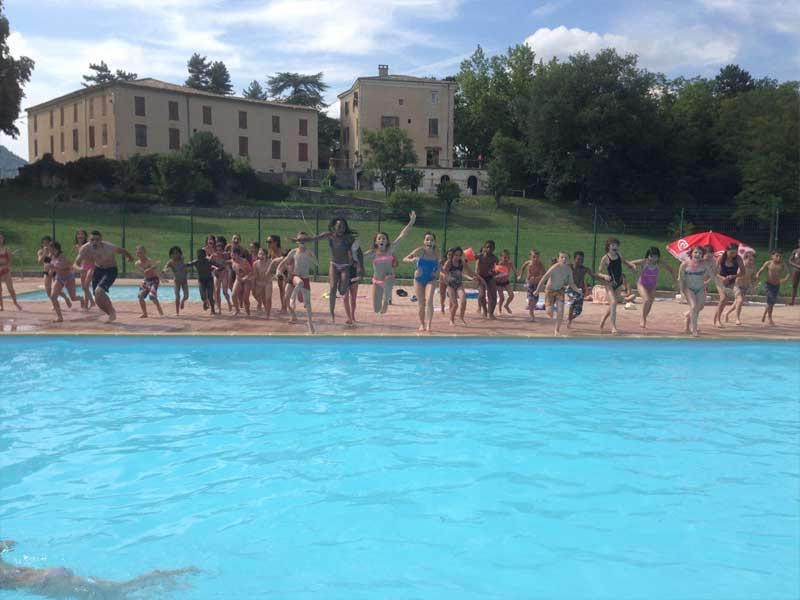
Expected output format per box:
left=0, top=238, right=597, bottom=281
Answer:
left=242, top=80, right=267, bottom=100
left=267, top=72, right=328, bottom=109
left=208, top=61, right=233, bottom=95
left=362, top=127, right=417, bottom=196
left=181, top=130, right=232, bottom=191
left=714, top=64, right=754, bottom=98
left=185, top=53, right=211, bottom=91
left=81, top=61, right=137, bottom=87
left=0, top=0, right=34, bottom=137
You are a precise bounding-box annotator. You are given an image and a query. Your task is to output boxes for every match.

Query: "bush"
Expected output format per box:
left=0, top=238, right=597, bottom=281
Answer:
left=386, top=191, right=425, bottom=220
left=230, top=159, right=291, bottom=201
left=62, top=156, right=119, bottom=188
left=157, top=154, right=195, bottom=204
left=191, top=174, right=216, bottom=206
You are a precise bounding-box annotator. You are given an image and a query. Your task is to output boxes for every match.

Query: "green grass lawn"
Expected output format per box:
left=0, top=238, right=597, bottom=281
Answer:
left=0, top=187, right=793, bottom=294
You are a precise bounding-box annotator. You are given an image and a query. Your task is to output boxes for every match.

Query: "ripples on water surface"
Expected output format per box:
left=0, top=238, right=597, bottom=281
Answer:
left=1, top=338, right=798, bottom=599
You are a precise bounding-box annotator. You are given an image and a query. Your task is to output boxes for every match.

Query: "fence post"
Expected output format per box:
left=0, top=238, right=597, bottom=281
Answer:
left=513, top=207, right=520, bottom=279
left=442, top=206, right=449, bottom=253
left=189, top=209, right=194, bottom=261
left=121, top=203, right=127, bottom=275
left=591, top=205, right=598, bottom=272
left=314, top=208, right=320, bottom=281
left=679, top=207, right=685, bottom=238
left=50, top=203, right=56, bottom=241
left=257, top=208, right=262, bottom=244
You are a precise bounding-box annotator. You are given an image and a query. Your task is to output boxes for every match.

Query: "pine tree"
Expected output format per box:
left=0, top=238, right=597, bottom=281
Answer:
left=267, top=72, right=328, bottom=109
left=242, top=80, right=266, bottom=100
left=208, top=61, right=233, bottom=95
left=0, top=0, right=34, bottom=137
left=82, top=61, right=137, bottom=87
left=185, top=53, right=211, bottom=91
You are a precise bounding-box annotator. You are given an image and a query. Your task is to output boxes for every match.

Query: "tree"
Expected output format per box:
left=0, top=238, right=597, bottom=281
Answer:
left=398, top=168, right=423, bottom=192
left=208, top=61, right=233, bottom=95
left=242, top=80, right=267, bottom=100
left=267, top=72, right=328, bottom=110
left=436, top=180, right=461, bottom=215
left=181, top=131, right=232, bottom=193
left=487, top=132, right=527, bottom=207
left=185, top=53, right=211, bottom=91
left=361, top=127, right=417, bottom=196
left=714, top=64, right=754, bottom=98
left=0, top=0, right=34, bottom=137
left=318, top=112, right=340, bottom=169
left=487, top=159, right=511, bottom=208
left=81, top=61, right=137, bottom=87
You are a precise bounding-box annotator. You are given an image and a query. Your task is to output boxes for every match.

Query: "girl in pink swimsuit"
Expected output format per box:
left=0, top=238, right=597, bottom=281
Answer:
left=631, top=247, right=676, bottom=330
left=0, top=232, right=21, bottom=311
left=364, top=212, right=416, bottom=314
left=74, top=229, right=94, bottom=309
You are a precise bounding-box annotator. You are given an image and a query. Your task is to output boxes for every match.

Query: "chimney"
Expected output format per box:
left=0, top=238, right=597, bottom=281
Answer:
left=378, top=64, right=389, bottom=77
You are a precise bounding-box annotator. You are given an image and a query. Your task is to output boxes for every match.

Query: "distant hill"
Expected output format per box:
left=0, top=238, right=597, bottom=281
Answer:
left=0, top=145, right=27, bottom=179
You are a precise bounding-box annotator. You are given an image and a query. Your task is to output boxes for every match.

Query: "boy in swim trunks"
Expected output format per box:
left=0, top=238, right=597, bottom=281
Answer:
left=518, top=249, right=546, bottom=322
left=756, top=250, right=789, bottom=326
left=476, top=240, right=499, bottom=319
left=163, top=246, right=189, bottom=316
left=187, top=248, right=216, bottom=315
left=135, top=246, right=164, bottom=318
left=724, top=250, right=756, bottom=325
left=535, top=251, right=583, bottom=336
left=274, top=232, right=319, bottom=333
left=75, top=230, right=133, bottom=322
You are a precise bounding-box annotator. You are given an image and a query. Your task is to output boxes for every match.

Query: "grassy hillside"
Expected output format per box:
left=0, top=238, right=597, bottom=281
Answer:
left=0, top=187, right=792, bottom=293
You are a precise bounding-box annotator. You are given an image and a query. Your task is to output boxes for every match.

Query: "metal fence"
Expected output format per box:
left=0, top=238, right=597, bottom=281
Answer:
left=2, top=196, right=797, bottom=293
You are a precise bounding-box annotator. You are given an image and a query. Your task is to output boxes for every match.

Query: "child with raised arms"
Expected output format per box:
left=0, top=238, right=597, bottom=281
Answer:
left=518, top=248, right=546, bottom=322
left=756, top=250, right=790, bottom=326
left=135, top=246, right=164, bottom=318
left=403, top=231, right=440, bottom=332
left=363, top=212, right=415, bottom=314
left=274, top=232, right=319, bottom=333
left=163, top=246, right=189, bottom=316
left=535, top=251, right=583, bottom=336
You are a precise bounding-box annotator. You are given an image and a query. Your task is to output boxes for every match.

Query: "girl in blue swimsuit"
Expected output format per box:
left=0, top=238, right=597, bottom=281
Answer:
left=403, top=231, right=440, bottom=332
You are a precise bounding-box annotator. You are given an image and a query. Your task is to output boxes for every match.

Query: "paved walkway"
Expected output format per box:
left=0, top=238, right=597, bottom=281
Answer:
left=2, top=278, right=799, bottom=339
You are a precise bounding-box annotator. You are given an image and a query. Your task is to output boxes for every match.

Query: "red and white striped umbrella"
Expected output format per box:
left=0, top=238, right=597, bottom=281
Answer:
left=666, top=231, right=755, bottom=262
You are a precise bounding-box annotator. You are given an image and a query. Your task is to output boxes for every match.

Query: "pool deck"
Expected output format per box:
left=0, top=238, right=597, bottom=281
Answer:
left=2, top=278, right=799, bottom=339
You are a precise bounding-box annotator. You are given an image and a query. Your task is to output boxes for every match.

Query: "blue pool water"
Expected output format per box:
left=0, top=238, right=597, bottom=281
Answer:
left=21, top=284, right=205, bottom=302
left=1, top=338, right=798, bottom=599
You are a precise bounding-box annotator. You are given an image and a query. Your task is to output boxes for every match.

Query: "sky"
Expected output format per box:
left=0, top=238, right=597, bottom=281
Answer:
left=2, top=0, right=798, bottom=160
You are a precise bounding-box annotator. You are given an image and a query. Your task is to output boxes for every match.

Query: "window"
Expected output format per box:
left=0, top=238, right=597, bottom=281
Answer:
left=101, top=96, right=107, bottom=117
left=72, top=129, right=79, bottom=151
left=135, top=124, right=147, bottom=147
left=271, top=140, right=281, bottom=159
left=49, top=110, right=54, bottom=128
left=89, top=126, right=95, bottom=149
left=59, top=131, right=65, bottom=153
left=272, top=115, right=280, bottom=133
left=344, top=101, right=349, bottom=116
left=380, top=116, right=399, bottom=129
left=34, top=139, right=38, bottom=157
left=398, top=98, right=404, bottom=106
left=168, top=101, right=179, bottom=121
left=73, top=103, right=78, bottom=123
left=238, top=110, right=248, bottom=129
left=59, top=106, right=64, bottom=126
left=101, top=124, right=108, bottom=146
left=299, top=118, right=308, bottom=136
left=238, top=136, right=248, bottom=157
left=298, top=142, right=308, bottom=162
left=426, top=148, right=440, bottom=167
left=431, top=90, right=439, bottom=105
left=353, top=91, right=358, bottom=107
left=89, top=98, right=94, bottom=119
left=134, top=96, right=146, bottom=117
left=428, top=118, right=439, bottom=137
left=202, top=105, right=212, bottom=125
left=49, top=135, right=54, bottom=154
left=33, top=114, right=37, bottom=133
left=169, top=128, right=180, bottom=150
left=342, top=127, right=350, bottom=146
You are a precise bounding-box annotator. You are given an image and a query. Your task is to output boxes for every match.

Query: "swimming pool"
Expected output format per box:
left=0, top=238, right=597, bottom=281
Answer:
left=1, top=338, right=798, bottom=599
left=20, top=284, right=205, bottom=302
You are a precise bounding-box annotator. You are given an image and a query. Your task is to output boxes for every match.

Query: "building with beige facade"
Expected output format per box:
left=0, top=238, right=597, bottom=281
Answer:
left=337, top=65, right=456, bottom=170
left=26, top=78, right=318, bottom=174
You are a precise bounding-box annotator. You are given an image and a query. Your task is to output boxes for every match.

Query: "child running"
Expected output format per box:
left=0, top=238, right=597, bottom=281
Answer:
left=713, top=243, right=744, bottom=328
left=230, top=246, right=254, bottom=316
left=274, top=232, right=319, bottom=333
left=74, top=229, right=94, bottom=309
left=403, top=231, right=440, bottom=332
left=678, top=246, right=712, bottom=337
left=630, top=247, right=677, bottom=330
left=442, top=246, right=482, bottom=326
left=187, top=248, right=216, bottom=315
left=348, top=239, right=365, bottom=321
left=476, top=240, right=499, bottom=319
left=596, top=238, right=637, bottom=335
left=38, top=236, right=70, bottom=310
left=789, top=238, right=800, bottom=306
left=724, top=250, right=756, bottom=325
left=135, top=246, right=164, bottom=318
left=568, top=250, right=594, bottom=325
left=211, top=236, right=232, bottom=312
left=438, top=249, right=454, bottom=314
left=0, top=232, right=21, bottom=311
left=47, top=241, right=84, bottom=322
left=252, top=247, right=277, bottom=319
left=495, top=249, right=516, bottom=314
left=535, top=251, right=583, bottom=336
left=518, top=249, right=546, bottom=322
left=756, top=250, right=790, bottom=326
left=304, top=219, right=357, bottom=325
left=364, top=212, right=415, bottom=314
left=163, top=246, right=189, bottom=316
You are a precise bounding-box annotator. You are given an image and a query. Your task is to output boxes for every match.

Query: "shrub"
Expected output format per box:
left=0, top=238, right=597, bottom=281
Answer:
left=157, top=154, right=195, bottom=204
left=386, top=191, right=425, bottom=220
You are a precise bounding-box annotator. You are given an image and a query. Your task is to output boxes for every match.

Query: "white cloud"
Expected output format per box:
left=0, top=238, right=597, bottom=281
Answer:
left=530, top=1, right=571, bottom=18
left=700, top=0, right=800, bottom=35
left=524, top=25, right=739, bottom=72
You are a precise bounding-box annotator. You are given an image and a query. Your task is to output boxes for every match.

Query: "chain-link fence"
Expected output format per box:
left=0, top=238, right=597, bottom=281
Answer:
left=2, top=194, right=798, bottom=294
